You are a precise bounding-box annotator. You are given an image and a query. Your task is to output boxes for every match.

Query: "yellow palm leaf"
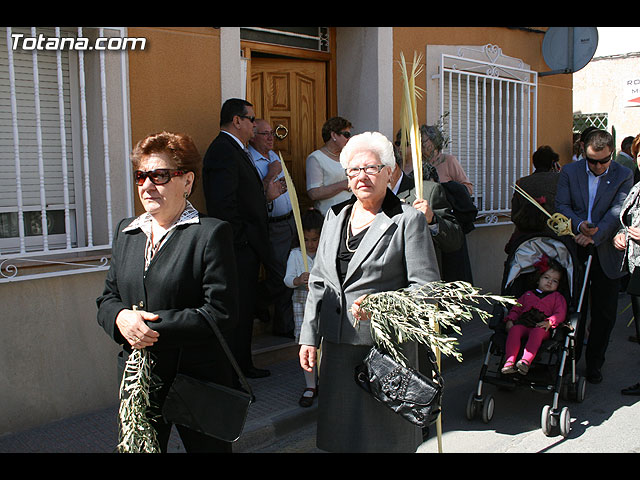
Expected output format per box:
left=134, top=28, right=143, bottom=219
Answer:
left=278, top=151, right=308, bottom=272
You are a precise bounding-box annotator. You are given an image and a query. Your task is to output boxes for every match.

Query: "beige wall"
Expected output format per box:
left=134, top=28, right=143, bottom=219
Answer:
left=574, top=54, right=640, bottom=144
left=127, top=27, right=221, bottom=215
left=0, top=272, right=119, bottom=435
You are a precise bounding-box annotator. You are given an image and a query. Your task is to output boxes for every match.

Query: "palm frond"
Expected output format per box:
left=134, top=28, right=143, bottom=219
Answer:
left=356, top=281, right=517, bottom=366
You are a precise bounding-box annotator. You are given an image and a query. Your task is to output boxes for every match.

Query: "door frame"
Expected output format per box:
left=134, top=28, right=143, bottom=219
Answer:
left=240, top=27, right=337, bottom=119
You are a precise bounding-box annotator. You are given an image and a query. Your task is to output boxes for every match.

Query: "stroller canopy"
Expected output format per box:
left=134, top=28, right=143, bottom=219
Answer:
left=504, top=236, right=575, bottom=297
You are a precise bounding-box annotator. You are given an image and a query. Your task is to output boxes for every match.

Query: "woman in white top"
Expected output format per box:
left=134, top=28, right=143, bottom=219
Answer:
left=306, top=116, right=353, bottom=215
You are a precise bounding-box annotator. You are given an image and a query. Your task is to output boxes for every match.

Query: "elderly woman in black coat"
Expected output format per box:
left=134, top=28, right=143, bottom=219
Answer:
left=97, top=131, right=239, bottom=452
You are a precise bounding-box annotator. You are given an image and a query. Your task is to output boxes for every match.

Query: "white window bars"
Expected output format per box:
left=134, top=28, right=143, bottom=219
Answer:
left=0, top=26, right=133, bottom=282
left=438, top=44, right=538, bottom=226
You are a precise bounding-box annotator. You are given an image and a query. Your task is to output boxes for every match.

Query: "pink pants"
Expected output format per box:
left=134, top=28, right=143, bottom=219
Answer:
left=504, top=324, right=551, bottom=365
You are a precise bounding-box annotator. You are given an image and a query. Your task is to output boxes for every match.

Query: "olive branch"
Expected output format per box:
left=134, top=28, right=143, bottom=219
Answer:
left=116, top=348, right=161, bottom=453
left=356, top=281, right=518, bottom=367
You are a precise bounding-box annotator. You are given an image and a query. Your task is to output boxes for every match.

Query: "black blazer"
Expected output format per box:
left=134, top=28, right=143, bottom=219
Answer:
left=202, top=132, right=270, bottom=261
left=395, top=173, right=464, bottom=255
left=96, top=216, right=239, bottom=388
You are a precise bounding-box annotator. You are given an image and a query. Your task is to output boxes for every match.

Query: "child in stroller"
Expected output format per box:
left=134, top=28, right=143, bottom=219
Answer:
left=500, top=255, right=567, bottom=375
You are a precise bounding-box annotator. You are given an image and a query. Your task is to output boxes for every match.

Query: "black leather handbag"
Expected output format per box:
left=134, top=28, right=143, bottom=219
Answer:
left=162, top=308, right=253, bottom=442
left=354, top=345, right=443, bottom=428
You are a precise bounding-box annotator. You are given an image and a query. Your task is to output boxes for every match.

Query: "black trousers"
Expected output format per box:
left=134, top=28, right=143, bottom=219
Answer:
left=233, top=243, right=261, bottom=372
left=575, top=247, right=620, bottom=372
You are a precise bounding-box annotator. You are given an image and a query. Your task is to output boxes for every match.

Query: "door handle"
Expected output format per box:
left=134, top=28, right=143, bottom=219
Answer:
left=274, top=124, right=288, bottom=140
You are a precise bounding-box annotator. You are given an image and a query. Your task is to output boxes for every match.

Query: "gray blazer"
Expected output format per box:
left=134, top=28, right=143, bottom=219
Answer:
left=618, top=181, right=640, bottom=274
left=555, top=158, right=633, bottom=279
left=299, top=190, right=441, bottom=347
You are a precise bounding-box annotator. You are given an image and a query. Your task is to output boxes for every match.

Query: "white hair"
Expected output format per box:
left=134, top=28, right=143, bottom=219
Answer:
left=339, top=131, right=395, bottom=169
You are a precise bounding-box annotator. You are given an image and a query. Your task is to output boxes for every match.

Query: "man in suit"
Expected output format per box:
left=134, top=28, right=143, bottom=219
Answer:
left=248, top=119, right=296, bottom=338
left=202, top=98, right=274, bottom=379
left=555, top=128, right=633, bottom=384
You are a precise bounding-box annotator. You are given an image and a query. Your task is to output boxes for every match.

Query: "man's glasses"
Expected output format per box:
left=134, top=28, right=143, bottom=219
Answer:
left=585, top=152, right=612, bottom=165
left=238, top=115, right=256, bottom=123
left=134, top=169, right=186, bottom=186
left=345, top=164, right=386, bottom=178
left=255, top=130, right=275, bottom=137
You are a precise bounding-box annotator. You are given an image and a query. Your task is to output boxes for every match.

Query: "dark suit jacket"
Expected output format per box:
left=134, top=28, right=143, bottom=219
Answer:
left=96, top=216, right=239, bottom=391
left=556, top=158, right=633, bottom=279
left=395, top=173, right=464, bottom=258
left=202, top=131, right=270, bottom=262
left=511, top=171, right=560, bottom=234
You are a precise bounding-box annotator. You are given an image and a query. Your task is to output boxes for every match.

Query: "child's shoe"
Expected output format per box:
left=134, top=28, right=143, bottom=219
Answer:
left=516, top=359, right=530, bottom=375
left=501, top=362, right=517, bottom=374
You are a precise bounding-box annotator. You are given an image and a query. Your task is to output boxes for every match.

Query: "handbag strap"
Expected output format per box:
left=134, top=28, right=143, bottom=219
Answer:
left=419, top=343, right=444, bottom=386
left=191, top=307, right=253, bottom=396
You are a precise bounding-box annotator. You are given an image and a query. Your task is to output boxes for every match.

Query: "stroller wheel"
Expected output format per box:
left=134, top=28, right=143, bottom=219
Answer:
left=481, top=394, right=495, bottom=423
left=465, top=392, right=479, bottom=420
left=559, top=407, right=571, bottom=438
left=541, top=405, right=553, bottom=436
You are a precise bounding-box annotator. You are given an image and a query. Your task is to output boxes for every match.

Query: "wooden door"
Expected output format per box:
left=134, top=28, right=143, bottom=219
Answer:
left=249, top=57, right=327, bottom=211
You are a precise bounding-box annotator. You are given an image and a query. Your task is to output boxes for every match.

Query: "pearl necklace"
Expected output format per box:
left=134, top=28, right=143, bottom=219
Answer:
left=345, top=207, right=375, bottom=253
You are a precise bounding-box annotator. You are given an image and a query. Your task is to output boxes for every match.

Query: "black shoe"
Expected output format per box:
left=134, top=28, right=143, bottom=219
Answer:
left=621, top=382, right=640, bottom=395
left=244, top=366, right=271, bottom=378
left=586, top=368, right=602, bottom=384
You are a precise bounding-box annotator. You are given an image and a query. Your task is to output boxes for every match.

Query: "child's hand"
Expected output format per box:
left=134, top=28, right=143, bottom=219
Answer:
left=294, top=272, right=310, bottom=287
left=536, top=319, right=552, bottom=331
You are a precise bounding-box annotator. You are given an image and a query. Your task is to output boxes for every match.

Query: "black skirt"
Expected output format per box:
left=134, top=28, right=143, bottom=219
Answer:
left=627, top=268, right=640, bottom=296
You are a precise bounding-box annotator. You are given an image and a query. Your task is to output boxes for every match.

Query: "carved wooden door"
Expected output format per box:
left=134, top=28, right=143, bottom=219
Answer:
left=249, top=57, right=327, bottom=210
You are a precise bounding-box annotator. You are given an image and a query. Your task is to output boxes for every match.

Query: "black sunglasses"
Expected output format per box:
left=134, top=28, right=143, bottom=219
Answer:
left=337, top=131, right=352, bottom=138
left=585, top=152, right=612, bottom=165
left=238, top=114, right=256, bottom=123
left=134, top=168, right=186, bottom=186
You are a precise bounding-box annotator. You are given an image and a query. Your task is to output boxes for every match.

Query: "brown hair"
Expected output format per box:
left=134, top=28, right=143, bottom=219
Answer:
left=131, top=131, right=201, bottom=192
left=321, top=116, right=352, bottom=142
left=632, top=134, right=640, bottom=159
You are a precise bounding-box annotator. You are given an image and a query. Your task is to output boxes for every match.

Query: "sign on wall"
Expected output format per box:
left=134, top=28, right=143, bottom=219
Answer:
left=625, top=78, right=640, bottom=107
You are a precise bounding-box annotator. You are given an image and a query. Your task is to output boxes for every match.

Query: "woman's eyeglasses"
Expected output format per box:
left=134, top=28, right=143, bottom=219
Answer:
left=338, top=131, right=352, bottom=138
left=345, top=165, right=386, bottom=178
left=134, top=169, right=186, bottom=186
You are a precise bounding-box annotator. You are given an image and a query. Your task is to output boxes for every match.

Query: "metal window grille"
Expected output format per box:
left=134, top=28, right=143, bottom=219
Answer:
left=0, top=26, right=132, bottom=282
left=438, top=44, right=538, bottom=226
left=240, top=27, right=329, bottom=52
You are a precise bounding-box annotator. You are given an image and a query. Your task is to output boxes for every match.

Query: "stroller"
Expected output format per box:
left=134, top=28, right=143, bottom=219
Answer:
left=465, top=233, right=590, bottom=438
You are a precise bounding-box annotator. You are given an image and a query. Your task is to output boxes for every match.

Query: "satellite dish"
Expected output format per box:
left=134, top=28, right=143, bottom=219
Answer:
left=540, top=27, right=599, bottom=76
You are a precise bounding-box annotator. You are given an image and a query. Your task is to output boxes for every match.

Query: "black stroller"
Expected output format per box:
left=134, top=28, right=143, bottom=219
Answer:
left=465, top=233, right=590, bottom=438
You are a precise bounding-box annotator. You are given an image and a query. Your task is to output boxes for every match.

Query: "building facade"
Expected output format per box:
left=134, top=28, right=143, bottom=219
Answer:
left=0, top=26, right=573, bottom=434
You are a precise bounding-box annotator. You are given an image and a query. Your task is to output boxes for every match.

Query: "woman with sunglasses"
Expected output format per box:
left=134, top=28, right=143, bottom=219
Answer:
left=306, top=116, right=354, bottom=215
left=613, top=133, right=640, bottom=396
left=97, top=131, right=239, bottom=452
left=299, top=132, right=440, bottom=452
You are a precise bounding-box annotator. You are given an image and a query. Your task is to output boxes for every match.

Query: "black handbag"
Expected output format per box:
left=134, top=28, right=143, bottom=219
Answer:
left=161, top=307, right=253, bottom=442
left=354, top=345, right=443, bottom=428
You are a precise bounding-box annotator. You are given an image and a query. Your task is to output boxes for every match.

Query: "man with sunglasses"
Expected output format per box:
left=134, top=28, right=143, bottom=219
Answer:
left=202, top=98, right=272, bottom=380
left=556, top=128, right=633, bottom=384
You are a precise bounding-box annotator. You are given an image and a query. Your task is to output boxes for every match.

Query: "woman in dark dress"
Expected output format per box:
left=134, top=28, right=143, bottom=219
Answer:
left=97, top=131, right=239, bottom=451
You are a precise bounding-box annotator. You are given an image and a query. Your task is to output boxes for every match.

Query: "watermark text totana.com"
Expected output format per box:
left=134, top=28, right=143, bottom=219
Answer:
left=10, top=33, right=146, bottom=51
